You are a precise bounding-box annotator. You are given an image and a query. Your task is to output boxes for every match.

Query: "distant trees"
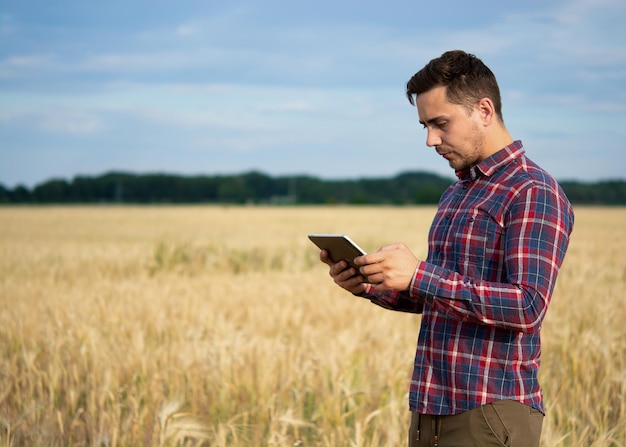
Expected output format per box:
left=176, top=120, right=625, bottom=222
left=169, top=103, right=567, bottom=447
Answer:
left=557, top=180, right=626, bottom=205
left=1, top=171, right=624, bottom=205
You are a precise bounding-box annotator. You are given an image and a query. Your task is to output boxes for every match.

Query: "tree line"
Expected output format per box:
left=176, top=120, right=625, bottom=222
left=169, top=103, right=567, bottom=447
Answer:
left=1, top=171, right=624, bottom=205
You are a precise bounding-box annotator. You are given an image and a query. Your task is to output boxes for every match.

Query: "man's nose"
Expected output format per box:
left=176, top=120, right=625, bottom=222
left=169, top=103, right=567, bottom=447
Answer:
left=426, top=129, right=442, bottom=147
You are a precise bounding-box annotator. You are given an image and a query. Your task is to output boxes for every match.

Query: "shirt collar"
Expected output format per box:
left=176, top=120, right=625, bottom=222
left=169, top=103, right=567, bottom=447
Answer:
left=456, top=140, right=525, bottom=181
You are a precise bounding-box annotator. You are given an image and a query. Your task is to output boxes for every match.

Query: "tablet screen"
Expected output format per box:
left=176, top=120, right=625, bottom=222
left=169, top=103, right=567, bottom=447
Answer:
left=308, top=234, right=366, bottom=269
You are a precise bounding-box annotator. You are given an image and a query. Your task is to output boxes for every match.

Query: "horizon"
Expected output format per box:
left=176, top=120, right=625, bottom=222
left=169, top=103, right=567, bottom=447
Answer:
left=4, top=167, right=624, bottom=192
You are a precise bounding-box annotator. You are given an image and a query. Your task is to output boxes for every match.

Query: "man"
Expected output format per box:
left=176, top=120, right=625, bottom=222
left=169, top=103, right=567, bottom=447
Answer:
left=320, top=50, right=574, bottom=447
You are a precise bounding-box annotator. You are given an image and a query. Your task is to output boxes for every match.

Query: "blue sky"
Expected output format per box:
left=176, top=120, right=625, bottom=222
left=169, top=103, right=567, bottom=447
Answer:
left=1, top=0, right=625, bottom=188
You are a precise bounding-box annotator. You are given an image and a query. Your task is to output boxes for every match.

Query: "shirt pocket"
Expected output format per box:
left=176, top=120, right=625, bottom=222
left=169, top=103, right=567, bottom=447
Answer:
left=452, top=209, right=504, bottom=278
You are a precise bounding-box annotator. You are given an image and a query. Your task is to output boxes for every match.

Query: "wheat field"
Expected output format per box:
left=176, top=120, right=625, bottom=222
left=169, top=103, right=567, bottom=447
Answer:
left=0, top=205, right=624, bottom=447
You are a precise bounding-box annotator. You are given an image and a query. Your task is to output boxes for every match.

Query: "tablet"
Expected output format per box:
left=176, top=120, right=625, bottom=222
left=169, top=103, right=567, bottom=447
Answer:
left=308, top=234, right=366, bottom=269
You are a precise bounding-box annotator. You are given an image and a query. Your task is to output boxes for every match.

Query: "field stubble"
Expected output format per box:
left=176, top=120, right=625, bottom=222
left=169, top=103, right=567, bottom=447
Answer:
left=0, top=206, right=624, bottom=447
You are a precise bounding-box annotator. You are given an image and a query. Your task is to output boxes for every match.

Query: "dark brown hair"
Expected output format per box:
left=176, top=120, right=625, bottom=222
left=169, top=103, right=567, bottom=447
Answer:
left=406, top=50, right=503, bottom=121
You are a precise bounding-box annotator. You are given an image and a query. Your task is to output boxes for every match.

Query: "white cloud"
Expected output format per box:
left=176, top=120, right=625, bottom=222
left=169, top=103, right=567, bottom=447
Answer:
left=40, top=109, right=104, bottom=134
left=0, top=53, right=55, bottom=77
left=254, top=102, right=314, bottom=113
left=555, top=0, right=626, bottom=25
left=175, top=23, right=199, bottom=37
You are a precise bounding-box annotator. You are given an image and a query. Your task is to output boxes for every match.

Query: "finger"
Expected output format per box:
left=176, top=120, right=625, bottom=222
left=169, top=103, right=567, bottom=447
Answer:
left=365, top=272, right=384, bottom=284
left=354, top=252, right=383, bottom=266
left=379, top=243, right=405, bottom=251
left=358, top=262, right=382, bottom=276
left=328, top=260, right=350, bottom=276
left=336, top=273, right=365, bottom=287
left=334, top=267, right=362, bottom=283
left=320, top=249, right=333, bottom=266
left=354, top=245, right=393, bottom=265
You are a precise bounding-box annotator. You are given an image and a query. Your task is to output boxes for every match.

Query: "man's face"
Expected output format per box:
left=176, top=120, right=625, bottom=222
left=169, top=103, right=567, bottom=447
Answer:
left=415, top=86, right=487, bottom=171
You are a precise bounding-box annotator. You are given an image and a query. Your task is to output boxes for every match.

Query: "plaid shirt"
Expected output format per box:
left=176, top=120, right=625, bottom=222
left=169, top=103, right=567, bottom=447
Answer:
left=367, top=141, right=574, bottom=415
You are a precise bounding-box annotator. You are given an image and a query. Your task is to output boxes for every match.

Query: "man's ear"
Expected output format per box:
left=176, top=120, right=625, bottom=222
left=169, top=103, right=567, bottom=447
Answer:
left=475, top=97, right=497, bottom=126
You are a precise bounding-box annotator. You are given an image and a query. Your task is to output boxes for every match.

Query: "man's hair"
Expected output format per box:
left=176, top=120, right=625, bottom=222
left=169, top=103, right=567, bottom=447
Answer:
left=406, top=50, right=503, bottom=121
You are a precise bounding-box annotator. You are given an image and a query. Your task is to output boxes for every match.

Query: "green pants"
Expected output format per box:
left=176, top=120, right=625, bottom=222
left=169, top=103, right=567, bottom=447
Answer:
left=408, top=400, right=543, bottom=447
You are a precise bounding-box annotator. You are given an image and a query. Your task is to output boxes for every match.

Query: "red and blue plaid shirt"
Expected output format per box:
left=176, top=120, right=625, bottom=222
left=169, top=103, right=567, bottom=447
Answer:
left=366, top=141, right=574, bottom=415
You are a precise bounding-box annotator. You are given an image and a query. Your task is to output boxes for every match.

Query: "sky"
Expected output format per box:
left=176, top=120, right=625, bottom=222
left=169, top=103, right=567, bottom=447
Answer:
left=1, top=0, right=625, bottom=188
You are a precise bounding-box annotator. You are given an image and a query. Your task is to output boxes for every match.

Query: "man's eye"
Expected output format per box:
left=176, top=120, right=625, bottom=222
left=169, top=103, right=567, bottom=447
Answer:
left=436, top=122, right=447, bottom=129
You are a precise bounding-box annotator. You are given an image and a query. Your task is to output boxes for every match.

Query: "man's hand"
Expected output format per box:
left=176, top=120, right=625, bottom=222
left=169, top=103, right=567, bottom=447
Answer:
left=355, top=243, right=419, bottom=292
left=320, top=249, right=368, bottom=296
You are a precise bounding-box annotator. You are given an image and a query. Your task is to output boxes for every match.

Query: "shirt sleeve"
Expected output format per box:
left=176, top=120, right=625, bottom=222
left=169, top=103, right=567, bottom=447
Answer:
left=361, top=275, right=425, bottom=314
left=410, top=184, right=573, bottom=332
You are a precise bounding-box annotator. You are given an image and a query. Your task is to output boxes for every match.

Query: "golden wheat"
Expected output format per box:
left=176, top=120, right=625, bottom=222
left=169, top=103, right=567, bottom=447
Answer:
left=0, top=205, right=624, bottom=447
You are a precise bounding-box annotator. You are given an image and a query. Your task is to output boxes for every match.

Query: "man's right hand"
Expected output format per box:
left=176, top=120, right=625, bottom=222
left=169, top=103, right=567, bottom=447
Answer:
left=320, top=249, right=369, bottom=296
